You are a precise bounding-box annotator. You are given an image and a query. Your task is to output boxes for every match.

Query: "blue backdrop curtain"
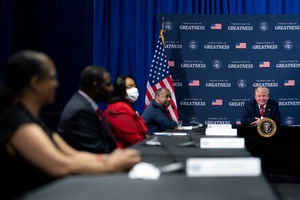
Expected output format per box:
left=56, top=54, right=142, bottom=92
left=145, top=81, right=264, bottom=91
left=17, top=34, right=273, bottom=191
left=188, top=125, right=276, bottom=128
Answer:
left=0, top=0, right=94, bottom=111
left=1, top=0, right=300, bottom=129
left=0, top=0, right=94, bottom=128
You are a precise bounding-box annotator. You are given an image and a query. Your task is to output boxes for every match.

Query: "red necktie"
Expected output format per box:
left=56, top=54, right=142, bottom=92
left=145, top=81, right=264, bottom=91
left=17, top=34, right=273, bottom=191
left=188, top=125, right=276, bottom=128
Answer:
left=260, top=105, right=265, bottom=117
left=96, top=108, right=112, bottom=138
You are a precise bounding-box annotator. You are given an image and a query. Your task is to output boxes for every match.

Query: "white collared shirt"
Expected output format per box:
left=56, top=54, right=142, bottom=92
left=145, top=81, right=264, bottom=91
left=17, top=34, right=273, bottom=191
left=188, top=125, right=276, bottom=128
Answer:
left=257, top=103, right=266, bottom=110
left=78, top=90, right=98, bottom=112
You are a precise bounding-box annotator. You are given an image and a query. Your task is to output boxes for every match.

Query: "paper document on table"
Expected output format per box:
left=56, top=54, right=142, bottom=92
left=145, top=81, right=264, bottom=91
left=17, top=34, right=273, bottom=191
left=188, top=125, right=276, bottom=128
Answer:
left=172, top=132, right=187, bottom=136
left=153, top=132, right=172, bottom=136
left=178, top=126, right=193, bottom=130
left=205, top=128, right=237, bottom=136
left=154, top=132, right=187, bottom=136
left=207, top=124, right=232, bottom=129
left=178, top=123, right=203, bottom=130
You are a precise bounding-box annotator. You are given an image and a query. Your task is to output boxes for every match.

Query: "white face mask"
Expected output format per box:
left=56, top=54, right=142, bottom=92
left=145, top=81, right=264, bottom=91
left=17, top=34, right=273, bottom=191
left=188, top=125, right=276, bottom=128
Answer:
left=126, top=87, right=139, bottom=103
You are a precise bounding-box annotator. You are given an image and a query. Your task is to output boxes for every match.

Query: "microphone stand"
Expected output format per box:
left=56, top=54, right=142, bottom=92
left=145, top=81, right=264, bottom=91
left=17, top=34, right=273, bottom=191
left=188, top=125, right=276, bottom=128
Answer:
left=146, top=136, right=184, bottom=173
left=175, top=106, right=205, bottom=135
left=177, top=133, right=199, bottom=147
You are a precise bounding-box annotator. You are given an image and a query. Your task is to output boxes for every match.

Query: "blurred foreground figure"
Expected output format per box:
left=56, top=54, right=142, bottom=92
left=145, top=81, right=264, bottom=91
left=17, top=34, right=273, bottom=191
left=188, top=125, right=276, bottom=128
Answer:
left=0, top=50, right=140, bottom=199
left=58, top=66, right=116, bottom=153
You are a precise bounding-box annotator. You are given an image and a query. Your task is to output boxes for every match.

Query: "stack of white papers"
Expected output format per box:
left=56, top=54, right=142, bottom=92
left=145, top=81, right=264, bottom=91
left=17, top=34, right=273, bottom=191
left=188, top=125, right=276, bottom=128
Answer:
left=205, top=124, right=237, bottom=136
left=153, top=132, right=187, bottom=136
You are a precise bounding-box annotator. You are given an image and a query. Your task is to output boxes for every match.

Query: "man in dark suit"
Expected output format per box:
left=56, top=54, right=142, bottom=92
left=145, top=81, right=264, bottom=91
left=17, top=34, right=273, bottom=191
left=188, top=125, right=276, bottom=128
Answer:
left=58, top=66, right=116, bottom=153
left=241, top=86, right=281, bottom=126
left=141, top=88, right=178, bottom=135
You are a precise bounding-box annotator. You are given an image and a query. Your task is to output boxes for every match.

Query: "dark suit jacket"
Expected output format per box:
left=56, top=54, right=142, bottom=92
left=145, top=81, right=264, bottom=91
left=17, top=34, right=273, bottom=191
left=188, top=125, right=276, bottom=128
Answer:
left=141, top=100, right=177, bottom=135
left=241, top=99, right=281, bottom=126
left=58, top=92, right=116, bottom=153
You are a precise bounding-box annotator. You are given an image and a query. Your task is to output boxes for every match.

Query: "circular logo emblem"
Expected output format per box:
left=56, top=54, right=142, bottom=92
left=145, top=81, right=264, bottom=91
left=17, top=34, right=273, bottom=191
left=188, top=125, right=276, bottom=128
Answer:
left=189, top=116, right=199, bottom=124
left=237, top=78, right=247, bottom=89
left=283, top=40, right=293, bottom=50
left=259, top=21, right=269, bottom=32
left=284, top=116, right=294, bottom=125
left=191, top=164, right=201, bottom=171
left=188, top=40, right=198, bottom=50
left=212, top=59, right=222, bottom=70
left=257, top=118, right=277, bottom=137
left=164, top=21, right=173, bottom=31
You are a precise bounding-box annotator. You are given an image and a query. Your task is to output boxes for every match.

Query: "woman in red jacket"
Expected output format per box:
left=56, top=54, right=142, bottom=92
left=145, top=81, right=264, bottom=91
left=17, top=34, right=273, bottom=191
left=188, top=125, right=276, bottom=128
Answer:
left=104, top=75, right=149, bottom=148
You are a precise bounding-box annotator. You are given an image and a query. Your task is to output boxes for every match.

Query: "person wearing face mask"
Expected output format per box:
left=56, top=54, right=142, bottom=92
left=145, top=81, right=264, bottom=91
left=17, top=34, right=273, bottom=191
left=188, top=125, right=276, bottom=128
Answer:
left=104, top=75, right=149, bottom=148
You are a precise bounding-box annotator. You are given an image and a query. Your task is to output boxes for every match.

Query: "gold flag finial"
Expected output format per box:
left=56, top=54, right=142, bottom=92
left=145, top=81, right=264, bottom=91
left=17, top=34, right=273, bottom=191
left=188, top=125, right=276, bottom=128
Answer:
left=160, top=29, right=165, bottom=45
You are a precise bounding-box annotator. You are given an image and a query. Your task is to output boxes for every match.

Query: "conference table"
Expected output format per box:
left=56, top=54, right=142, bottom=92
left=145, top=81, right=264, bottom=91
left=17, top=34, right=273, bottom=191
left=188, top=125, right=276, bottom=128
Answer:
left=18, top=127, right=279, bottom=200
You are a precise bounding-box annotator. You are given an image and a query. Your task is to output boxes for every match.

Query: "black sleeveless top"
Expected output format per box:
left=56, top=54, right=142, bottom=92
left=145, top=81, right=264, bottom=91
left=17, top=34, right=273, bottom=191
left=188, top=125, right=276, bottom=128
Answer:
left=0, top=104, right=56, bottom=199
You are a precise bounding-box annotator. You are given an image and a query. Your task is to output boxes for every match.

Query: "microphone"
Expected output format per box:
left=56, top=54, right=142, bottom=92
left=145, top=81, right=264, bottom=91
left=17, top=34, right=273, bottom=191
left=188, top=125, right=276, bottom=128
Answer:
left=182, top=105, right=205, bottom=127
left=172, top=106, right=205, bottom=136
left=177, top=133, right=199, bottom=147
left=181, top=104, right=194, bottom=116
left=146, top=136, right=184, bottom=173
left=169, top=106, right=201, bottom=146
left=171, top=105, right=188, bottom=122
left=172, top=105, right=203, bottom=127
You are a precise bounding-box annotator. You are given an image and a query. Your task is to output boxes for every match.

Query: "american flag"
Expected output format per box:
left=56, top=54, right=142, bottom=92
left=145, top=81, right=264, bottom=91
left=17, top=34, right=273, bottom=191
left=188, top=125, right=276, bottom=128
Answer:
left=168, top=60, right=175, bottom=67
left=189, top=80, right=200, bottom=86
left=212, top=99, right=223, bottom=106
left=145, top=30, right=178, bottom=122
left=236, top=42, right=246, bottom=49
left=211, top=23, right=222, bottom=30
left=284, top=80, right=295, bottom=86
left=259, top=61, right=270, bottom=68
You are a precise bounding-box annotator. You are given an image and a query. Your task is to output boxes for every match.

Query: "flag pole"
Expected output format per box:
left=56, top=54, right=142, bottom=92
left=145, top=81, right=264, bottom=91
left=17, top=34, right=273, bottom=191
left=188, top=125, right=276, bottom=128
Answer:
left=160, top=17, right=165, bottom=45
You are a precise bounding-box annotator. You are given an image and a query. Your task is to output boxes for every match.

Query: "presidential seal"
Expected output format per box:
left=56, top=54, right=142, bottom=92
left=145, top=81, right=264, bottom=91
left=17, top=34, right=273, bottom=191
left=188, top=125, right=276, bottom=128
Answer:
left=257, top=118, right=277, bottom=137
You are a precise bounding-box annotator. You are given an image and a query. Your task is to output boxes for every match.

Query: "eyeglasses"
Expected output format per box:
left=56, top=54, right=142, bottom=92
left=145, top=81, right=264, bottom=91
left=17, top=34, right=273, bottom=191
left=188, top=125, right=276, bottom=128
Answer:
left=47, top=74, right=60, bottom=80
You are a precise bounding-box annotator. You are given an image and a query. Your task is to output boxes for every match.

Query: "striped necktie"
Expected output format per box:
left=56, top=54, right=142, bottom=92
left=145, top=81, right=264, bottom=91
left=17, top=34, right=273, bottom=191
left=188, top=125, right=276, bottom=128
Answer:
left=260, top=105, right=265, bottom=117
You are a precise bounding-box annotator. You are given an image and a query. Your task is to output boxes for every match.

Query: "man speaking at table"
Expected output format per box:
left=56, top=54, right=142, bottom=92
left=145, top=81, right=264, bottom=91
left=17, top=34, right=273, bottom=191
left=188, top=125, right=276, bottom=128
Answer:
left=241, top=86, right=281, bottom=126
left=141, top=87, right=178, bottom=135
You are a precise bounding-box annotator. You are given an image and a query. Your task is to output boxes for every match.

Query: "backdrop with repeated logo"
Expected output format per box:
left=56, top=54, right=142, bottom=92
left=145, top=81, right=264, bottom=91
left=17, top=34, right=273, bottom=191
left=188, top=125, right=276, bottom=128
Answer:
left=160, top=14, right=300, bottom=126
